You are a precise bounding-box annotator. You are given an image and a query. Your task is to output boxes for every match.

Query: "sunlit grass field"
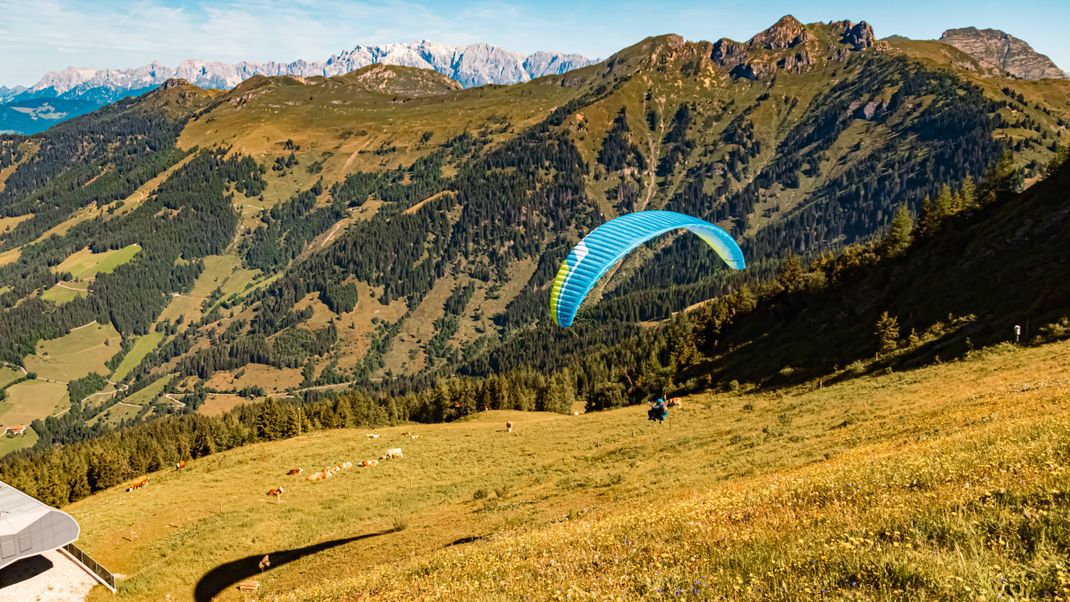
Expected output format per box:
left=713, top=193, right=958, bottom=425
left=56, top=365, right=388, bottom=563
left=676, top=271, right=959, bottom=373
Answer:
left=22, top=321, right=121, bottom=382
left=71, top=340, right=1070, bottom=600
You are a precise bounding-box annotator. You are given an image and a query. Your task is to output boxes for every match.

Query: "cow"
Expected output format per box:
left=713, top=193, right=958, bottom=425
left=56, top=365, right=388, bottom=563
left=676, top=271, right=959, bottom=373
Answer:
left=506, top=421, right=513, bottom=433
left=573, top=411, right=581, bottom=416
left=307, top=471, right=326, bottom=481
left=380, top=448, right=403, bottom=460
left=359, top=459, right=379, bottom=468
left=175, top=460, right=187, bottom=470
left=266, top=487, right=284, bottom=498
left=667, top=398, right=683, bottom=408
left=287, top=468, right=303, bottom=476
left=366, top=433, right=381, bottom=439
left=126, top=476, right=149, bottom=492
left=341, top=461, right=353, bottom=469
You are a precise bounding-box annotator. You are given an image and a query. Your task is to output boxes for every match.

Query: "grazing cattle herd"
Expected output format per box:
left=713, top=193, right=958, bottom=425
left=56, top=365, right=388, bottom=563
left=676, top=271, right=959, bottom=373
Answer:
left=121, top=414, right=603, bottom=500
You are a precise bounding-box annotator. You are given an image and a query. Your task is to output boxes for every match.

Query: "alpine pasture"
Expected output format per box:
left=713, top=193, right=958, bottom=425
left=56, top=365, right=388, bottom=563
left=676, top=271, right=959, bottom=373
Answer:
left=68, top=339, right=1070, bottom=600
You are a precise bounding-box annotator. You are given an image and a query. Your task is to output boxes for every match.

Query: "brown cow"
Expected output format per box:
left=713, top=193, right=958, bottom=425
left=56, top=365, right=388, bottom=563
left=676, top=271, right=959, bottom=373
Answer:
left=126, top=476, right=148, bottom=492
left=266, top=487, right=284, bottom=497
left=287, top=468, right=303, bottom=476
left=506, top=421, right=514, bottom=433
left=175, top=460, right=187, bottom=470
left=307, top=471, right=326, bottom=481
left=667, top=398, right=683, bottom=408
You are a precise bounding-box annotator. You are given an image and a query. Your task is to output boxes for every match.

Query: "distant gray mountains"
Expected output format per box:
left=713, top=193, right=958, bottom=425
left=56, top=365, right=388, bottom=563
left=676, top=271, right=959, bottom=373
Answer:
left=0, top=41, right=593, bottom=134
left=940, top=27, right=1066, bottom=80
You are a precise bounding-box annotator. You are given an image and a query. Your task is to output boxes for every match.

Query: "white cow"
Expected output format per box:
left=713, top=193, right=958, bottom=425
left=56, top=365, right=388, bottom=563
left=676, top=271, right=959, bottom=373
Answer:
left=381, top=448, right=403, bottom=460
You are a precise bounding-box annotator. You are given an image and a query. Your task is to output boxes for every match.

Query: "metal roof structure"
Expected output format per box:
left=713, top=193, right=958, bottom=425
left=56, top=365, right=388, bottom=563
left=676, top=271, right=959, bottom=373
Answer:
left=0, top=479, right=80, bottom=570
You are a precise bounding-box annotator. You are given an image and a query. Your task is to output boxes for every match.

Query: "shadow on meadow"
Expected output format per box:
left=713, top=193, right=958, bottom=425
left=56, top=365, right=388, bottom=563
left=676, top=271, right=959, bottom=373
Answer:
left=193, top=527, right=399, bottom=601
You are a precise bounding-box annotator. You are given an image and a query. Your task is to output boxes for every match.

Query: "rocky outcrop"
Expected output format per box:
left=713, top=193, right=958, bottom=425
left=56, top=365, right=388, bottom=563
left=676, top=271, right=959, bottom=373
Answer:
left=712, top=16, right=883, bottom=80
left=842, top=21, right=877, bottom=51
left=749, top=15, right=812, bottom=50
left=939, top=28, right=1066, bottom=80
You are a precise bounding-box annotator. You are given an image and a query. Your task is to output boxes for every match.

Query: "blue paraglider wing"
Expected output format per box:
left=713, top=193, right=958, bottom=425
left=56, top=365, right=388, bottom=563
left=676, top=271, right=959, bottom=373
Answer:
left=550, top=211, right=745, bottom=327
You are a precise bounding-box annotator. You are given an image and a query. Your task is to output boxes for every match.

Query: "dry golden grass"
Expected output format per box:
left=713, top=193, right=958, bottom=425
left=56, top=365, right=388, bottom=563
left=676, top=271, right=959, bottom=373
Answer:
left=334, top=282, right=408, bottom=372
left=382, top=274, right=457, bottom=373
left=198, top=393, right=252, bottom=417
left=68, top=340, right=1070, bottom=601
left=292, top=293, right=337, bottom=330
left=0, top=213, right=31, bottom=235
left=0, top=379, right=68, bottom=426
left=453, top=258, right=538, bottom=346
left=205, top=363, right=304, bottom=394
left=0, top=246, right=21, bottom=266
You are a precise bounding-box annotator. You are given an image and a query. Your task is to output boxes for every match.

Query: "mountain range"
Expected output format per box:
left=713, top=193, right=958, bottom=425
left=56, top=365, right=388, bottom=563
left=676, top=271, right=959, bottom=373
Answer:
left=0, top=41, right=592, bottom=134
left=4, top=26, right=1066, bottom=136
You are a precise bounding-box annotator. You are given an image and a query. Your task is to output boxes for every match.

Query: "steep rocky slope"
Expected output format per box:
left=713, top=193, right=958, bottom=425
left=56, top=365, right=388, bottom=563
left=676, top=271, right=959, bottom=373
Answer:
left=940, top=27, right=1066, bottom=80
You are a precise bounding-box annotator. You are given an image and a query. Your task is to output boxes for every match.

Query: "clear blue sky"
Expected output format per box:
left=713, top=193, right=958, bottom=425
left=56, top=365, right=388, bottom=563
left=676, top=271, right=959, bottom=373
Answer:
left=1, top=0, right=1067, bottom=86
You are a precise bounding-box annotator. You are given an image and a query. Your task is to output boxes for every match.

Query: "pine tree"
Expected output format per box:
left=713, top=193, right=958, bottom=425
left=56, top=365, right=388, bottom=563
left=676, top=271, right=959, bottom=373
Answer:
left=883, top=204, right=914, bottom=257
left=874, top=311, right=900, bottom=356
left=1045, top=144, right=1068, bottom=178
left=637, top=353, right=667, bottom=399
left=777, top=254, right=806, bottom=292
left=934, top=184, right=955, bottom=218
left=539, top=370, right=574, bottom=414
left=918, top=196, right=939, bottom=236
left=977, top=152, right=1021, bottom=205
left=957, top=175, right=977, bottom=210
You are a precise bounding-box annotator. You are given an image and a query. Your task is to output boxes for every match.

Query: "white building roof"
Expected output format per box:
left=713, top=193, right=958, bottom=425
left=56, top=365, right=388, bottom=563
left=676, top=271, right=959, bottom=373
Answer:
left=0, top=479, right=80, bottom=570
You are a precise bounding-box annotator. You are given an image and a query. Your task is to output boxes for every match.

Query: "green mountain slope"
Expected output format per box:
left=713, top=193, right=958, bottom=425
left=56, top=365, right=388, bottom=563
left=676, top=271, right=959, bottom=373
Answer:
left=0, top=17, right=1068, bottom=456
left=686, top=155, right=1070, bottom=388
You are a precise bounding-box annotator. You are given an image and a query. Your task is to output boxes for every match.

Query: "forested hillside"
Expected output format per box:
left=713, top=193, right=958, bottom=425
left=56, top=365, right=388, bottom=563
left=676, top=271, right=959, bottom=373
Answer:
left=0, top=16, right=1067, bottom=459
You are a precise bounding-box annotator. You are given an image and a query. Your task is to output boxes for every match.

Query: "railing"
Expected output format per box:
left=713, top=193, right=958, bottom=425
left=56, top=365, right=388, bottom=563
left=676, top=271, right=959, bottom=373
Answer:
left=62, top=542, right=117, bottom=592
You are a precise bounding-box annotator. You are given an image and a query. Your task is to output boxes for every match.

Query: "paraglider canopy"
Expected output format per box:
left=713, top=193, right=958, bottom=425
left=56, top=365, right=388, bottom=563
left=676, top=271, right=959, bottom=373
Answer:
left=550, top=211, right=745, bottom=327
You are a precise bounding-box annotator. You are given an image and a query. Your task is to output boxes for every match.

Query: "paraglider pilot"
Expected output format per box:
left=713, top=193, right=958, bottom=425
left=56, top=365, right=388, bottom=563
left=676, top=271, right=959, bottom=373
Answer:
left=648, top=397, right=668, bottom=424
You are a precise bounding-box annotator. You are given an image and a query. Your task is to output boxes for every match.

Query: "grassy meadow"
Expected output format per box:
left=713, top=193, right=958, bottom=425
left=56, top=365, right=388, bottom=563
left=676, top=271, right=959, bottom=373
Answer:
left=51, top=244, right=142, bottom=280
left=22, top=321, right=121, bottom=382
left=65, top=339, right=1070, bottom=601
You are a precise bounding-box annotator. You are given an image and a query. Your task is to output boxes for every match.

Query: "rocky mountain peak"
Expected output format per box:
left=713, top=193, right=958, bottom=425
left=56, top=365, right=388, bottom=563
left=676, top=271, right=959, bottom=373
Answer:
left=159, top=78, right=191, bottom=90
left=750, top=15, right=810, bottom=50
left=939, top=27, right=1066, bottom=80
left=712, top=16, right=883, bottom=80
left=841, top=21, right=877, bottom=51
